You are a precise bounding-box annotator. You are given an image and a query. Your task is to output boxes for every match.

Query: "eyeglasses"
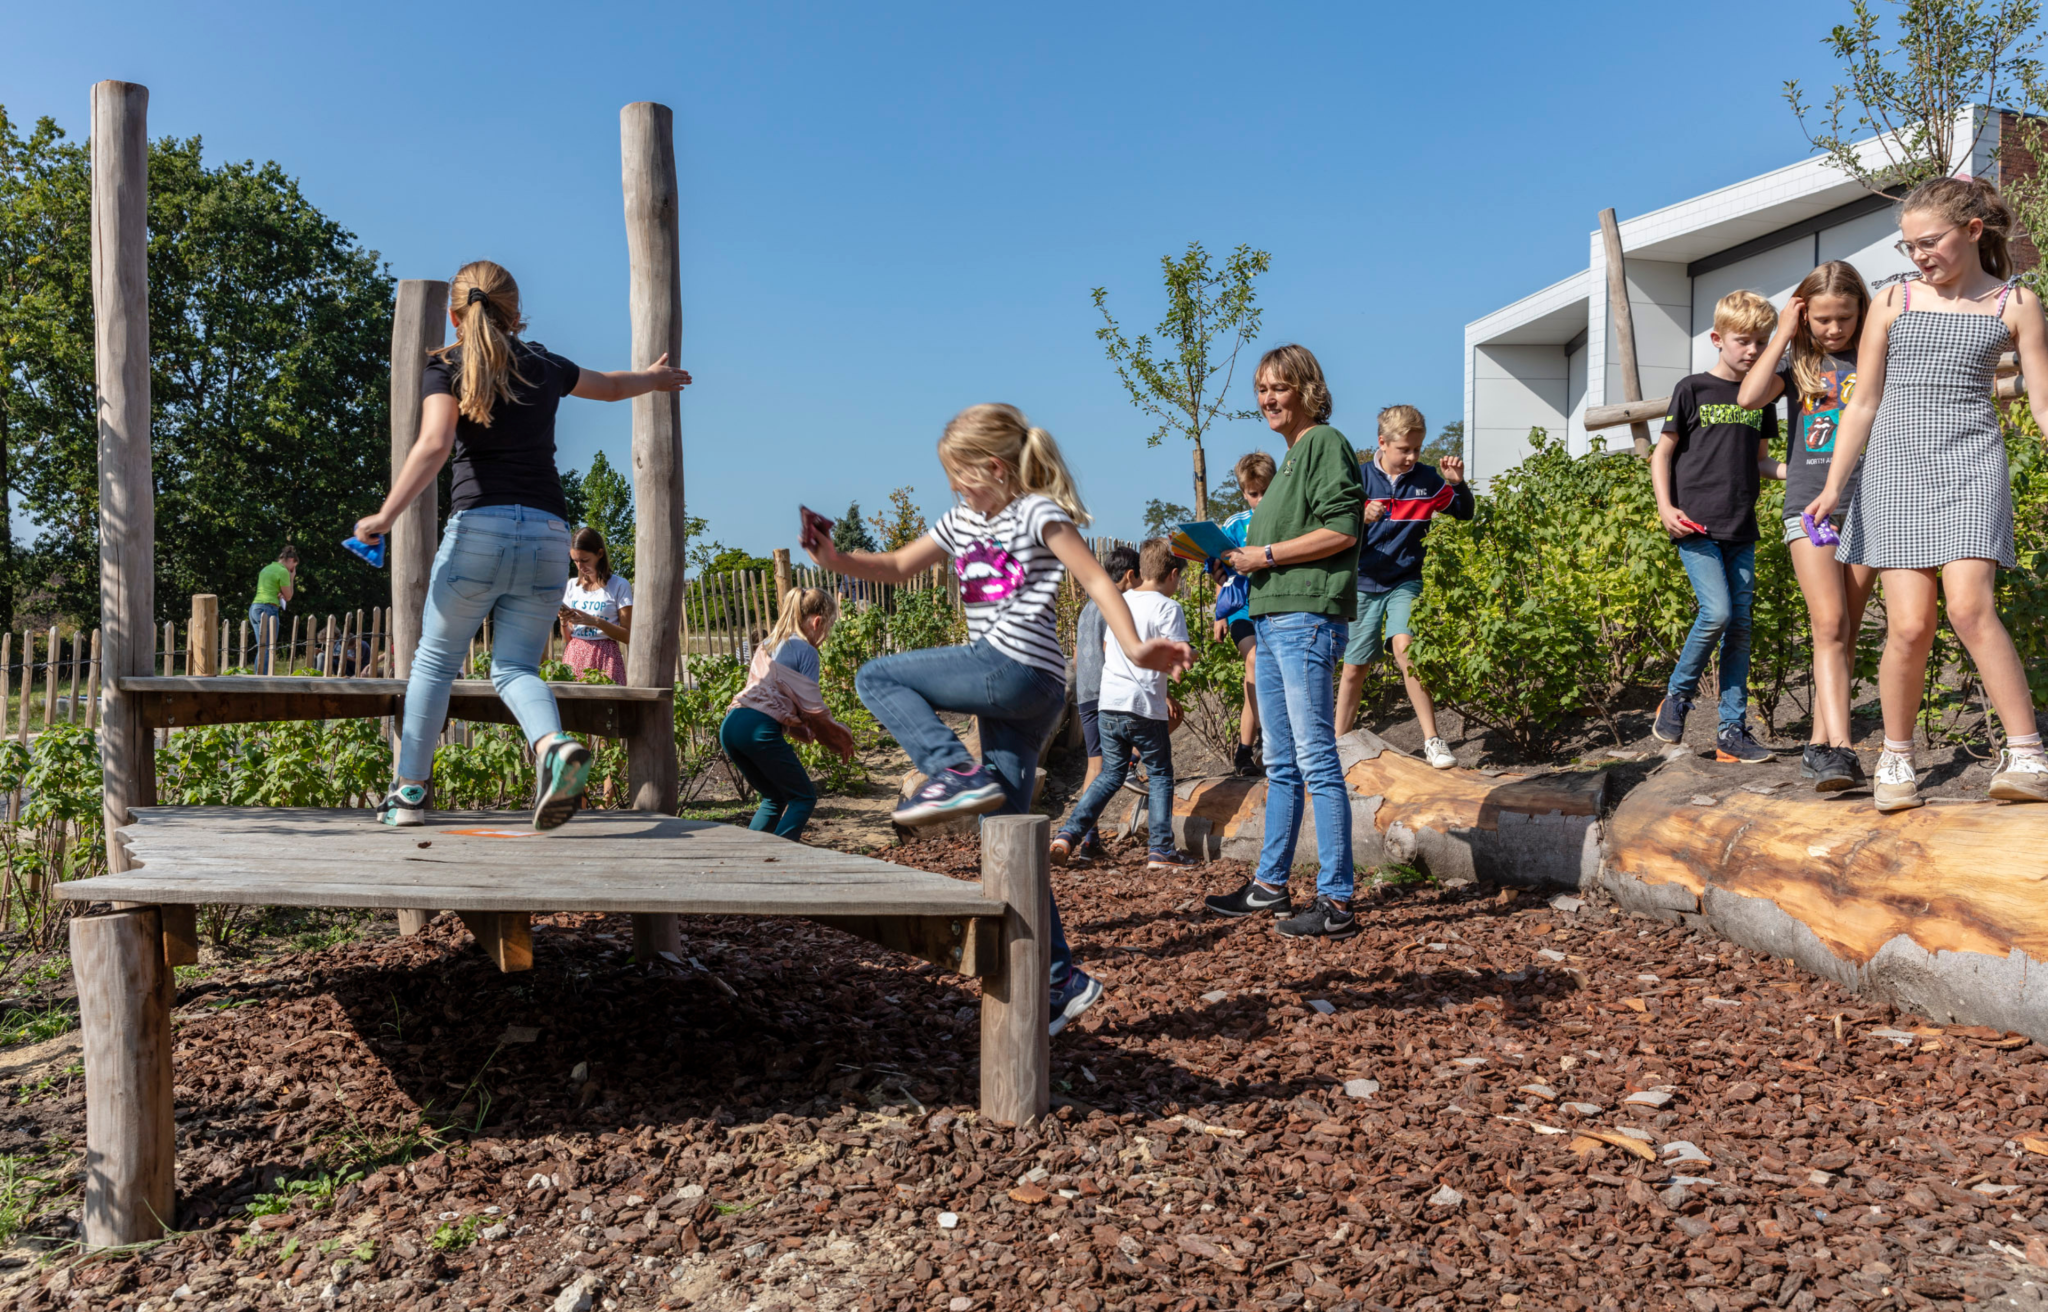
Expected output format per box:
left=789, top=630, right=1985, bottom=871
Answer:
left=1893, top=226, right=1959, bottom=258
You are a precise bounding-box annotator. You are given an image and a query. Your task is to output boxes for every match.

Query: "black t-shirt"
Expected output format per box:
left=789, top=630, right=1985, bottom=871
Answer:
left=1774, top=349, right=1859, bottom=515
left=1661, top=372, right=1775, bottom=543
left=423, top=341, right=581, bottom=518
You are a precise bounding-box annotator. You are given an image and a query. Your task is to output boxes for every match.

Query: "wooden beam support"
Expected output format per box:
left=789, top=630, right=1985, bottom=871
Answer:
left=1598, top=208, right=1654, bottom=459
left=72, top=906, right=175, bottom=1246
left=93, top=79, right=155, bottom=871
left=390, top=280, right=448, bottom=681
left=454, top=911, right=533, bottom=972
left=396, top=910, right=434, bottom=937
left=159, top=904, right=198, bottom=967
left=979, top=814, right=1050, bottom=1126
left=1584, top=397, right=1672, bottom=432
left=189, top=595, right=218, bottom=676
left=810, top=914, right=997, bottom=977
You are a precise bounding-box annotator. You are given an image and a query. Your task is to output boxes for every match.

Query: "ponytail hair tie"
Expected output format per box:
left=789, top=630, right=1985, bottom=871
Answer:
left=466, top=287, right=489, bottom=307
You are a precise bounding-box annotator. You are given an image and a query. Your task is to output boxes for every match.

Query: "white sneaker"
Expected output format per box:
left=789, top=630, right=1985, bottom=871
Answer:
left=1874, top=751, right=1922, bottom=813
left=1423, top=737, right=1457, bottom=770
left=1990, top=749, right=2048, bottom=802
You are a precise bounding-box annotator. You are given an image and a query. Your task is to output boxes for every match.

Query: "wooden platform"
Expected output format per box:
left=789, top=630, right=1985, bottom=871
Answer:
left=120, top=676, right=667, bottom=739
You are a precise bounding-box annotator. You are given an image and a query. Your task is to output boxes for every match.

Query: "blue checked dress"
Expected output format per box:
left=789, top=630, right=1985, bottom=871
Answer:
left=1838, top=280, right=2018, bottom=570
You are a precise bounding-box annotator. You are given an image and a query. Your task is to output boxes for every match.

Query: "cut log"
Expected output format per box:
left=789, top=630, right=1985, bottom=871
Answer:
left=1584, top=397, right=1671, bottom=432
left=72, top=906, right=174, bottom=1246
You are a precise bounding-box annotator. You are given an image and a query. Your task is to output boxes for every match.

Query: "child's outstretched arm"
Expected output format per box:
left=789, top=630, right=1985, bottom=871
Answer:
left=1737, top=298, right=1800, bottom=411
left=803, top=518, right=947, bottom=584
left=1804, top=287, right=1898, bottom=523
left=2005, top=285, right=2048, bottom=447
left=1046, top=523, right=1194, bottom=677
left=568, top=354, right=693, bottom=402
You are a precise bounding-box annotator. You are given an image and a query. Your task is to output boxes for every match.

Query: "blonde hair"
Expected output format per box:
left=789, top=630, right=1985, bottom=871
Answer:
left=937, top=404, right=1090, bottom=527
left=1901, top=176, right=2018, bottom=279
left=765, top=587, right=839, bottom=653
left=1233, top=450, right=1276, bottom=496
left=1138, top=537, right=1182, bottom=584
left=1787, top=261, right=1872, bottom=402
left=1376, top=404, right=1426, bottom=442
left=1713, top=290, right=1777, bottom=339
left=434, top=260, right=531, bottom=426
left=1255, top=344, right=1333, bottom=423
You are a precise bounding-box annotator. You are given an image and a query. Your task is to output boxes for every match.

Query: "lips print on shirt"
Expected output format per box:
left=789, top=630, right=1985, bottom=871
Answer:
left=956, top=540, right=1027, bottom=604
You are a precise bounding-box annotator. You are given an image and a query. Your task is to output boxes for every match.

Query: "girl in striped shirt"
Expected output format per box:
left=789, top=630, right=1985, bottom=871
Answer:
left=802, top=403, right=1193, bottom=1035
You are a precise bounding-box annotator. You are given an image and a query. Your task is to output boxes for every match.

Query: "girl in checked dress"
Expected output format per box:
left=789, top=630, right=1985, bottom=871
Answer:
left=1806, top=179, right=2048, bottom=812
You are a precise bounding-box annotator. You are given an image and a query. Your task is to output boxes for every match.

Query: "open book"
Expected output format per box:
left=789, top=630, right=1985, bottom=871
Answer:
left=1167, top=520, right=1238, bottom=563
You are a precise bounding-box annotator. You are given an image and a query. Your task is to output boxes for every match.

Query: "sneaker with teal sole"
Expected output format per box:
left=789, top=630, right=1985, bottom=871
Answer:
left=378, top=781, right=431, bottom=828
left=532, top=736, right=592, bottom=831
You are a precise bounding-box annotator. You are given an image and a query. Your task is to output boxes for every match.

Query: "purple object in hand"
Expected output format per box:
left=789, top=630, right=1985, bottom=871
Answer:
left=1802, top=513, right=1840, bottom=547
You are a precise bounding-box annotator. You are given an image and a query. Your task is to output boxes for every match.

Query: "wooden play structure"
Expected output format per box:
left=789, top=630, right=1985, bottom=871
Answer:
left=61, top=82, right=1052, bottom=1249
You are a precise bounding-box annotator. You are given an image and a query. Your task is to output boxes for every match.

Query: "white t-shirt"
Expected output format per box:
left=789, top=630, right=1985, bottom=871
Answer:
left=1098, top=589, right=1186, bottom=719
left=562, top=574, right=634, bottom=640
left=928, top=493, right=1071, bottom=679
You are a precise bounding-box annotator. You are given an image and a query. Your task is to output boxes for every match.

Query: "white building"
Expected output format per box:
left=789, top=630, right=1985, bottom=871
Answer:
left=1461, top=107, right=2027, bottom=484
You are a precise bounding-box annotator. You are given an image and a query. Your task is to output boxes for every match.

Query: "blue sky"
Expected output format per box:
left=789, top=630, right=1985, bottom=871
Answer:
left=3, top=0, right=1856, bottom=556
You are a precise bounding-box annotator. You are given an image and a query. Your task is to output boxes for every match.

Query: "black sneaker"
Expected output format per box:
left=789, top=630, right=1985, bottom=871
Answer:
left=378, top=781, right=431, bottom=828
left=1652, top=695, right=1692, bottom=744
left=1074, top=830, right=1107, bottom=863
left=1275, top=895, right=1358, bottom=940
left=1050, top=967, right=1105, bottom=1037
left=1842, top=749, right=1868, bottom=784
left=532, top=736, right=593, bottom=830
left=1205, top=879, right=1293, bottom=919
left=894, top=764, right=1006, bottom=827
left=1802, top=744, right=1856, bottom=793
left=1146, top=848, right=1196, bottom=870
left=1232, top=743, right=1264, bottom=778
left=1715, top=723, right=1773, bottom=765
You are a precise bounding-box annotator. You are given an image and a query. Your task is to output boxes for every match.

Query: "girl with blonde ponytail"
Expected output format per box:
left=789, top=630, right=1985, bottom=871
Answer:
left=719, top=588, right=854, bottom=841
left=801, top=403, right=1194, bottom=1037
left=354, top=259, right=693, bottom=830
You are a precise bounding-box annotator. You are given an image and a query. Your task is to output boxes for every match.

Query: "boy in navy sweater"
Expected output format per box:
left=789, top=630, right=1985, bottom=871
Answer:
left=1333, top=405, right=1473, bottom=767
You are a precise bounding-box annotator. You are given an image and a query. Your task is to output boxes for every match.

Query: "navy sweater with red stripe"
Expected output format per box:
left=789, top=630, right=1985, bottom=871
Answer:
left=1357, top=457, right=1475, bottom=593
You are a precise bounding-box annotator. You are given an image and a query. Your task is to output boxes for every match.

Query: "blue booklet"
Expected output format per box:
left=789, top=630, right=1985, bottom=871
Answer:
left=342, top=535, right=386, bottom=569
left=1169, top=520, right=1238, bottom=563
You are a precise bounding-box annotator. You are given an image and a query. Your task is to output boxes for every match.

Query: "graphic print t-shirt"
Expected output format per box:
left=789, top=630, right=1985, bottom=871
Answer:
left=1662, top=372, right=1776, bottom=543
left=928, top=493, right=1072, bottom=680
left=561, top=574, right=633, bottom=640
left=1774, top=349, right=1859, bottom=515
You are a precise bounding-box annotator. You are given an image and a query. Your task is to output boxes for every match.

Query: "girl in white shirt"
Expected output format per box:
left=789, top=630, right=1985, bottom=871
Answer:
left=559, top=527, right=633, bottom=683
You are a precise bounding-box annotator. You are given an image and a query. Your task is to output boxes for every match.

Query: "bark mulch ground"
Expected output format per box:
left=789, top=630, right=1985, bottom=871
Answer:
left=7, top=835, right=2048, bottom=1312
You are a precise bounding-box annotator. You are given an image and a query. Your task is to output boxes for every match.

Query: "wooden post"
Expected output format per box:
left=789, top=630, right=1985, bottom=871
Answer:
left=237, top=620, right=248, bottom=672
left=980, top=814, right=1050, bottom=1125
left=87, top=630, right=101, bottom=730
left=93, top=81, right=155, bottom=867
left=1598, top=207, right=1653, bottom=459
left=367, top=608, right=382, bottom=679
left=262, top=614, right=277, bottom=678
left=390, top=280, right=449, bottom=680
left=42, top=626, right=58, bottom=730
left=72, top=906, right=175, bottom=1246
left=189, top=595, right=218, bottom=677
left=773, top=548, right=792, bottom=611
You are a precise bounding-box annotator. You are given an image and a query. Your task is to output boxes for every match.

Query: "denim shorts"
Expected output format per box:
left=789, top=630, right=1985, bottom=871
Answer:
left=1342, top=579, right=1423, bottom=666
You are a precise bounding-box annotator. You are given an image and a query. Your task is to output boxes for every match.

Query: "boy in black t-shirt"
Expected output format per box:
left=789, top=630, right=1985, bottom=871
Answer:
left=1650, top=289, right=1788, bottom=763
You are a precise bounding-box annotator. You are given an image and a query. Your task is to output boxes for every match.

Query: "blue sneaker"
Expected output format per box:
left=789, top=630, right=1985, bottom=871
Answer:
left=1050, top=967, right=1105, bottom=1037
left=893, top=764, right=1006, bottom=828
left=1652, top=695, right=1692, bottom=744
left=1715, top=722, right=1773, bottom=765
left=378, top=781, right=430, bottom=828
left=1146, top=848, right=1196, bottom=870
left=532, top=736, right=592, bottom=831
left=1075, top=830, right=1107, bottom=863
left=1049, top=832, right=1081, bottom=867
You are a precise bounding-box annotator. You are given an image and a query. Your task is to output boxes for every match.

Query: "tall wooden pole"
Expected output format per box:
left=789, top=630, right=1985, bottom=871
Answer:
left=389, top=279, right=448, bottom=680
left=621, top=101, right=685, bottom=962
left=1598, top=208, right=1654, bottom=459
left=980, top=815, right=1051, bottom=1125
left=73, top=906, right=176, bottom=1245
left=93, top=81, right=155, bottom=868
left=773, top=548, right=792, bottom=607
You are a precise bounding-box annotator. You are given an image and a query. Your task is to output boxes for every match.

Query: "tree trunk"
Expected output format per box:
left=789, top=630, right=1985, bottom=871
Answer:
left=1192, top=441, right=1209, bottom=522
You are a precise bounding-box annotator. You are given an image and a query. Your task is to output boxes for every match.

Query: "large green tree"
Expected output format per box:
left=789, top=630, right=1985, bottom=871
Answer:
left=0, top=108, right=394, bottom=629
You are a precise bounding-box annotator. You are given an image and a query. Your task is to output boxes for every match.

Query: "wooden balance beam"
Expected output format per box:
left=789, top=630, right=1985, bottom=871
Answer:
left=62, top=811, right=1055, bottom=1246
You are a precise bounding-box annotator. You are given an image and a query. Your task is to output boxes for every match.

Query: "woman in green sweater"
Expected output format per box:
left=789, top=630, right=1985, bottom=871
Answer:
left=1206, top=344, right=1364, bottom=939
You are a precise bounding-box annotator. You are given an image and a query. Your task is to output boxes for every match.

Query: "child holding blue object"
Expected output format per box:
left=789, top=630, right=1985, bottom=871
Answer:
left=718, top=587, right=855, bottom=840
left=1209, top=451, right=1273, bottom=777
left=803, top=403, right=1193, bottom=1037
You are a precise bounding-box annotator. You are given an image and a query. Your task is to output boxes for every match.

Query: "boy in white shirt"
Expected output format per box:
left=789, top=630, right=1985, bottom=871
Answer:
left=1050, top=538, right=1192, bottom=871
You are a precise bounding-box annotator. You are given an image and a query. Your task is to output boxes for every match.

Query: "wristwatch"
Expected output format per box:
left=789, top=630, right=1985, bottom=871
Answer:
left=1263, top=545, right=1276, bottom=568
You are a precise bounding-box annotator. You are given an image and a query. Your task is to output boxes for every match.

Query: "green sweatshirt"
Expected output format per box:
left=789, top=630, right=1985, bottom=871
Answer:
left=1246, top=424, right=1364, bottom=620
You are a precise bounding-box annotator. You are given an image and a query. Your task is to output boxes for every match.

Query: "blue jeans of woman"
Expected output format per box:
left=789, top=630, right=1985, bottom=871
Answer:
left=397, top=505, right=572, bottom=782
left=1060, top=710, right=1174, bottom=851
left=855, top=641, right=1076, bottom=983
left=718, top=706, right=818, bottom=840
left=1254, top=610, right=1354, bottom=901
left=1667, top=538, right=1756, bottom=732
left=248, top=603, right=283, bottom=674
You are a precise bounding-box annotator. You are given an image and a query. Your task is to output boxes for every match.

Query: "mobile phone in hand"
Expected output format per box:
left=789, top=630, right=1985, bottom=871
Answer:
left=1677, top=515, right=1709, bottom=536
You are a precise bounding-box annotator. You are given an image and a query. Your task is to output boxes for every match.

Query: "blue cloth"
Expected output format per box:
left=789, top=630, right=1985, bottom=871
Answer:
left=247, top=603, right=283, bottom=674
left=855, top=640, right=1075, bottom=982
left=1356, top=457, right=1474, bottom=593
left=1252, top=610, right=1353, bottom=900
left=1668, top=537, right=1756, bottom=731
left=773, top=636, right=821, bottom=682
left=1212, top=510, right=1255, bottom=624
left=718, top=706, right=818, bottom=840
left=1059, top=710, right=1175, bottom=851
left=397, top=504, right=572, bottom=781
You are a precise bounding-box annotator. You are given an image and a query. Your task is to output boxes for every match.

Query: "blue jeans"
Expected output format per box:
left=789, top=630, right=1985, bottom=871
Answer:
left=1060, top=710, right=1174, bottom=851
left=1254, top=611, right=1353, bottom=901
left=856, top=641, right=1076, bottom=982
left=248, top=604, right=283, bottom=674
left=398, top=505, right=572, bottom=782
left=718, top=707, right=817, bottom=840
left=1668, top=538, right=1756, bottom=732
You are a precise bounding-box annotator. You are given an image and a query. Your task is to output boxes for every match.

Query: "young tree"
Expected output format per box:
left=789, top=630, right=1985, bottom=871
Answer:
left=580, top=450, right=636, bottom=580
left=867, top=486, right=927, bottom=551
left=1785, top=0, right=2041, bottom=197
left=1093, top=242, right=1272, bottom=521
left=1142, top=498, right=1194, bottom=539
